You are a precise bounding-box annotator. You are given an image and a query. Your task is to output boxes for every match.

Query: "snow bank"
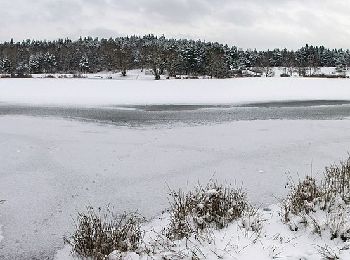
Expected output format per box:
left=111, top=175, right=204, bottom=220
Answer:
left=54, top=204, right=350, bottom=260
left=1, top=77, right=350, bottom=106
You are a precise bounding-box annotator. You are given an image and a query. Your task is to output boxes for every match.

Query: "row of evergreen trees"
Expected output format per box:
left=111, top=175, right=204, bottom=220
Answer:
left=1, top=35, right=350, bottom=78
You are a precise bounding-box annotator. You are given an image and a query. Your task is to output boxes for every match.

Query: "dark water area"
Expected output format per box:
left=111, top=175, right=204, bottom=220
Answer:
left=1, top=100, right=350, bottom=127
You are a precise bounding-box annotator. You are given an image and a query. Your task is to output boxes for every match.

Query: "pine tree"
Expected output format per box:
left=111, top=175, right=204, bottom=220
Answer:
left=79, top=55, right=89, bottom=73
left=1, top=58, right=12, bottom=74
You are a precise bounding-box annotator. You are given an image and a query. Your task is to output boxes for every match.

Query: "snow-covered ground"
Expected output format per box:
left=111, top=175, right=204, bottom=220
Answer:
left=1, top=77, right=350, bottom=106
left=55, top=204, right=350, bottom=260
left=1, top=115, right=350, bottom=258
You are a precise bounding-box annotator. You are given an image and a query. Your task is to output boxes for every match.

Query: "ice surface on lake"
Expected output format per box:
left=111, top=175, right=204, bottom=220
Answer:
left=1, top=115, right=350, bottom=258
left=0, top=225, right=3, bottom=243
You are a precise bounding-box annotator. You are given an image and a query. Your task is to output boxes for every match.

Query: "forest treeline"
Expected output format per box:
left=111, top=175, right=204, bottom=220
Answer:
left=1, top=35, right=350, bottom=79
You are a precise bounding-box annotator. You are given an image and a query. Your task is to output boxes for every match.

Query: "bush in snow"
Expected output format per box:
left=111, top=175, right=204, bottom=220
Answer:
left=282, top=156, right=350, bottom=241
left=280, top=73, right=291, bottom=77
left=323, top=157, right=350, bottom=207
left=65, top=206, right=144, bottom=260
left=282, top=175, right=321, bottom=222
left=165, top=180, right=249, bottom=240
left=72, top=74, right=87, bottom=78
left=321, top=157, right=350, bottom=241
left=316, top=245, right=340, bottom=260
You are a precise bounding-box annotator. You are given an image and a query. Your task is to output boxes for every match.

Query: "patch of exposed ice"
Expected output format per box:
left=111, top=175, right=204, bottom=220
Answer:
left=0, top=225, right=3, bottom=243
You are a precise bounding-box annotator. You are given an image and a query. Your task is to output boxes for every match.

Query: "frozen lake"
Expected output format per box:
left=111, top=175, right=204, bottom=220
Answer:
left=1, top=78, right=350, bottom=259
left=1, top=103, right=350, bottom=259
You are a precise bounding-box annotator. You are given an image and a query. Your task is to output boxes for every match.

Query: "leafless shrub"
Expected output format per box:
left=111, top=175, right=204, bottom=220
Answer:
left=280, top=73, right=290, bottom=77
left=316, top=245, right=339, bottom=260
left=282, top=175, right=321, bottom=222
left=305, top=74, right=347, bottom=79
left=322, top=157, right=350, bottom=207
left=65, top=206, right=144, bottom=259
left=240, top=207, right=265, bottom=242
left=305, top=214, right=322, bottom=236
left=165, top=180, right=248, bottom=240
left=73, top=74, right=87, bottom=78
left=326, top=204, right=350, bottom=241
left=282, top=156, right=350, bottom=241
left=9, top=73, right=32, bottom=78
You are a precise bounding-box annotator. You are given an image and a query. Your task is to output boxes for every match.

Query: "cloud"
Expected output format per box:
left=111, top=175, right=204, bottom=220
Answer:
left=1, top=0, right=350, bottom=49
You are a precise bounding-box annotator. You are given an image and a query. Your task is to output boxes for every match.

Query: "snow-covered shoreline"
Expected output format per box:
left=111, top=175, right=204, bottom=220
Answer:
left=55, top=203, right=350, bottom=260
left=1, top=77, right=350, bottom=106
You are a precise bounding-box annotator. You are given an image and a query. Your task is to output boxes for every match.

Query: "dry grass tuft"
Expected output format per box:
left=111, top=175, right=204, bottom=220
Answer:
left=166, top=180, right=248, bottom=240
left=282, top=156, right=350, bottom=241
left=65, top=206, right=144, bottom=260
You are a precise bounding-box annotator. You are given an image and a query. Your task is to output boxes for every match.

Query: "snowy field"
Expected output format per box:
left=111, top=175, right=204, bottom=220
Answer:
left=1, top=77, right=350, bottom=106
left=1, top=78, right=350, bottom=259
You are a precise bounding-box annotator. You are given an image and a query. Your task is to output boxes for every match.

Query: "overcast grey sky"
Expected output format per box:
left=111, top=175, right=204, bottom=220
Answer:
left=1, top=0, right=349, bottom=49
